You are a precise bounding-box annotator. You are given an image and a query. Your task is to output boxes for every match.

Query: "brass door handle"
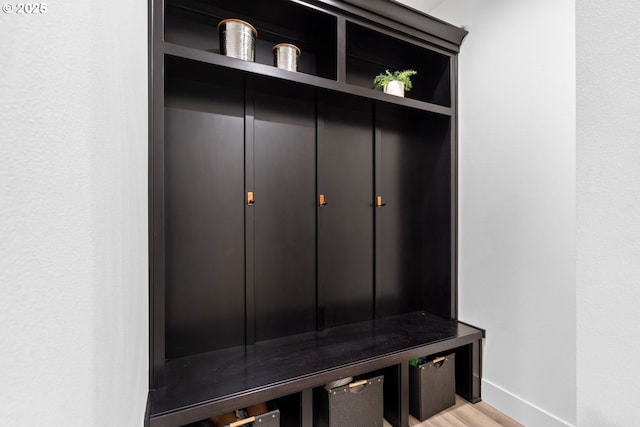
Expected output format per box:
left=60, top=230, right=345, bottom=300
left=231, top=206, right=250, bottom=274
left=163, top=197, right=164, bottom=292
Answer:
left=319, top=194, right=328, bottom=207
left=247, top=191, right=255, bottom=206
left=376, top=196, right=386, bottom=208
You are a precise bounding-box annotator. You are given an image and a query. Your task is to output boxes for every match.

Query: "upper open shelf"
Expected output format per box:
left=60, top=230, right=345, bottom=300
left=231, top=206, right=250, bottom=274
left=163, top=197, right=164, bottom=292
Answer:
left=163, top=0, right=455, bottom=113
left=164, top=43, right=452, bottom=116
left=346, top=21, right=452, bottom=107
left=165, top=0, right=338, bottom=80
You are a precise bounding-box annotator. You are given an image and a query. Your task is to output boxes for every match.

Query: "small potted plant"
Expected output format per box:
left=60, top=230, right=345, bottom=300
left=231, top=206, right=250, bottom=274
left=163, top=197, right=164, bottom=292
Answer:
left=373, top=69, right=417, bottom=97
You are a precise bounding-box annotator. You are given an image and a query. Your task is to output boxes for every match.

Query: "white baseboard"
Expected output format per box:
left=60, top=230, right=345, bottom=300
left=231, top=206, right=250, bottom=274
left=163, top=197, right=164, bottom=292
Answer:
left=481, top=379, right=575, bottom=427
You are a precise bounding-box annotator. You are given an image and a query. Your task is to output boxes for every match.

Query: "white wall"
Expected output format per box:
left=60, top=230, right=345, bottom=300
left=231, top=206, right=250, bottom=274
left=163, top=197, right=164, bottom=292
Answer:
left=422, top=1, right=577, bottom=425
left=392, top=0, right=446, bottom=14
left=576, top=1, right=640, bottom=425
left=0, top=2, right=148, bottom=426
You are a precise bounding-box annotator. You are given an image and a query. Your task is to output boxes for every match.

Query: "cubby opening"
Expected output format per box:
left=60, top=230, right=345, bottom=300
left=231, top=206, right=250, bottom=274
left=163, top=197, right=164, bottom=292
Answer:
left=375, top=103, right=453, bottom=320
left=273, top=393, right=304, bottom=427
left=165, top=0, right=337, bottom=80
left=179, top=393, right=301, bottom=427
left=346, top=22, right=452, bottom=107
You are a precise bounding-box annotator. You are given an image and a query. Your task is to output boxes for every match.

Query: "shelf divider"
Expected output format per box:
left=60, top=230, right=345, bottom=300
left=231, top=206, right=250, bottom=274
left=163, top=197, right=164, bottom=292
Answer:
left=337, top=16, right=347, bottom=83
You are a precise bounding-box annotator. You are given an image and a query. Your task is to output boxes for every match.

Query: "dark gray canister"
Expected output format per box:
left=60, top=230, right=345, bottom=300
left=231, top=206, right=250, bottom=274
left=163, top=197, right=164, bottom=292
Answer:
left=218, top=18, right=257, bottom=62
left=272, top=43, right=300, bottom=72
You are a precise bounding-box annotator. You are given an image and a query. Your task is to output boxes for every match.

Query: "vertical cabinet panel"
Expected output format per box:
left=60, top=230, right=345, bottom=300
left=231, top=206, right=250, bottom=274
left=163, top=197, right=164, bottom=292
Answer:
left=251, top=82, right=317, bottom=341
left=317, top=94, right=374, bottom=329
left=421, top=119, right=453, bottom=319
left=164, top=74, right=246, bottom=358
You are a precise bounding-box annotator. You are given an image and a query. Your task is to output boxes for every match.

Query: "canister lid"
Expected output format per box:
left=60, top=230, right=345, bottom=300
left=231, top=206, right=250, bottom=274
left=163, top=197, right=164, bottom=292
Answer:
left=217, top=18, right=258, bottom=38
left=272, top=43, right=301, bottom=56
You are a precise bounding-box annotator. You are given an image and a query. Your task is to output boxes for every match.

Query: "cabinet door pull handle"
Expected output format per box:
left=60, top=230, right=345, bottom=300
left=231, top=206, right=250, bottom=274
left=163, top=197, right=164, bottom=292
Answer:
left=319, top=194, right=328, bottom=207
left=247, top=191, right=255, bottom=206
left=376, top=196, right=386, bottom=207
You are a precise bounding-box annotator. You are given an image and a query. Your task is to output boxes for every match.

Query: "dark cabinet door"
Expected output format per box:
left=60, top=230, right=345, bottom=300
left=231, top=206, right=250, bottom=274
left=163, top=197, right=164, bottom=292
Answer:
left=250, top=81, right=317, bottom=341
left=317, top=94, right=374, bottom=329
left=164, top=76, right=246, bottom=358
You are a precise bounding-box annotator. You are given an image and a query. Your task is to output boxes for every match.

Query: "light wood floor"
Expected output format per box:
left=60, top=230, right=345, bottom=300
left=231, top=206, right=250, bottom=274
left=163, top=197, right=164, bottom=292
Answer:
left=383, top=396, right=524, bottom=427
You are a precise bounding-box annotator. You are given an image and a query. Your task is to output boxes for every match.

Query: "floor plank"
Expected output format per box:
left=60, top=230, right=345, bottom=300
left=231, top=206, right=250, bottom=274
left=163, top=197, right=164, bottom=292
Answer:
left=383, top=396, right=523, bottom=427
left=472, top=401, right=524, bottom=427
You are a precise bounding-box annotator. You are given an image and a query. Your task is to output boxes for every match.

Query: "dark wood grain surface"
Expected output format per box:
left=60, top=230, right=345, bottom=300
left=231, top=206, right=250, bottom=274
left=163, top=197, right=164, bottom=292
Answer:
left=252, top=81, right=318, bottom=341
left=317, top=93, right=374, bottom=329
left=164, top=77, right=246, bottom=358
left=149, top=311, right=482, bottom=426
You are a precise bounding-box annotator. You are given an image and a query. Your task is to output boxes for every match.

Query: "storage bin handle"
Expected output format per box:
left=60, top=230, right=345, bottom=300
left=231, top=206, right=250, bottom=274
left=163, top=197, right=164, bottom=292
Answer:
left=349, top=379, right=368, bottom=388
left=229, top=416, right=256, bottom=427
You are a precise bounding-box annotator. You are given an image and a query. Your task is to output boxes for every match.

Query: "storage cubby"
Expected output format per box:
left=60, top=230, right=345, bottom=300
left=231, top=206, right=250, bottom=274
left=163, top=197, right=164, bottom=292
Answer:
left=149, top=2, right=482, bottom=427
left=364, top=343, right=480, bottom=425
left=409, top=353, right=456, bottom=421
left=346, top=21, right=452, bottom=106
left=271, top=394, right=303, bottom=427
left=375, top=103, right=453, bottom=320
left=314, top=375, right=385, bottom=427
left=180, top=394, right=299, bottom=427
left=165, top=0, right=337, bottom=79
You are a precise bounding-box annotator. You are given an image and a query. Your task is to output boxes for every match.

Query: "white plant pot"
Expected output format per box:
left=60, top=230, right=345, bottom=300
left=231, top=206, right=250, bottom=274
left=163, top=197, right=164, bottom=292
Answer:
left=383, top=80, right=405, bottom=97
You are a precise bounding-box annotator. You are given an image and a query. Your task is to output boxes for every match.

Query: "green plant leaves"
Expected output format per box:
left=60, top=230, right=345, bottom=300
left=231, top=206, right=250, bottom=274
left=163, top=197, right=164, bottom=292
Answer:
left=373, top=69, right=417, bottom=91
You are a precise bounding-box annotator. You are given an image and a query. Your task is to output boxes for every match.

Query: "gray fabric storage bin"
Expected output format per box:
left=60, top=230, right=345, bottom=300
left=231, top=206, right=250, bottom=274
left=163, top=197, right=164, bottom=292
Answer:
left=314, top=375, right=384, bottom=427
left=409, top=353, right=456, bottom=421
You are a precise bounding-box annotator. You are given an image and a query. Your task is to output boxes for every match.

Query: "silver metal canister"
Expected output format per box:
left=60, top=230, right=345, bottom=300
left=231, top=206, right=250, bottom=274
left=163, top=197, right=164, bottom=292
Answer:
left=218, top=19, right=257, bottom=62
left=272, top=43, right=301, bottom=72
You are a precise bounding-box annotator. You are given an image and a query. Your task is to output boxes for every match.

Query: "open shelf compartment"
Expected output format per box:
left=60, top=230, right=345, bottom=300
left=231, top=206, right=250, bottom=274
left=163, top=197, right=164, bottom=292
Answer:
left=346, top=21, right=452, bottom=107
left=163, top=48, right=452, bottom=116
left=165, top=0, right=338, bottom=80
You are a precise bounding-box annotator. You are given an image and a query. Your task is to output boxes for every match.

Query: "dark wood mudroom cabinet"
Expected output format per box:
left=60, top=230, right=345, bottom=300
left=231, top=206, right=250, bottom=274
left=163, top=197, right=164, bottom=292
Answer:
left=148, top=1, right=484, bottom=426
